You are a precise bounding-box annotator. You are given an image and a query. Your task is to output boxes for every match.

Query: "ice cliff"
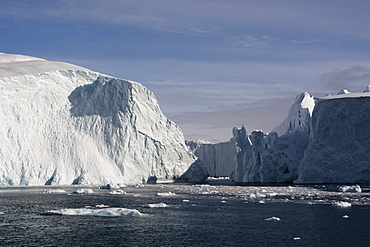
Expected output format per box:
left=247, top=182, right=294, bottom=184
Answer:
left=186, top=140, right=236, bottom=177
left=232, top=92, right=314, bottom=183
left=297, top=94, right=370, bottom=183
left=0, top=53, right=207, bottom=186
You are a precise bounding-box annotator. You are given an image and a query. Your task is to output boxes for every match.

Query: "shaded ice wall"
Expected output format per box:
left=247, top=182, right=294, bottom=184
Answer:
left=297, top=97, right=370, bottom=183
left=186, top=140, right=236, bottom=177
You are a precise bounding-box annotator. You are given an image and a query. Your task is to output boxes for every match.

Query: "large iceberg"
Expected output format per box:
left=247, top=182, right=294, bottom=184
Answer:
left=0, top=52, right=207, bottom=186
left=230, top=89, right=370, bottom=184
left=233, top=92, right=314, bottom=183
left=186, top=140, right=236, bottom=177
left=296, top=93, right=370, bottom=183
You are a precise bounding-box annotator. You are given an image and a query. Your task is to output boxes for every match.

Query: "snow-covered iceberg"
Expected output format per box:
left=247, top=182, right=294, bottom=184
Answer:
left=0, top=52, right=207, bottom=186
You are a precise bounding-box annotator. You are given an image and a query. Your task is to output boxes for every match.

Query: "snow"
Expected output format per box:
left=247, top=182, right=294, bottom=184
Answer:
left=41, top=207, right=144, bottom=216
left=142, top=202, right=168, bottom=208
left=0, top=52, right=207, bottom=186
left=338, top=185, right=362, bottom=193
left=331, top=202, right=352, bottom=208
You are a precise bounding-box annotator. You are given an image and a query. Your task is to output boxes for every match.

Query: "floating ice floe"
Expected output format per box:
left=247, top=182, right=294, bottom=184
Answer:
left=156, top=192, right=176, bottom=196
left=41, top=207, right=144, bottom=217
left=342, top=215, right=350, bottom=219
left=72, top=188, right=94, bottom=194
left=293, top=237, right=301, bottom=240
left=331, top=201, right=352, bottom=208
left=95, top=204, right=109, bottom=208
left=142, top=203, right=168, bottom=208
left=338, top=185, right=362, bottom=193
left=264, top=217, right=281, bottom=221
left=42, top=189, right=67, bottom=193
left=109, top=189, right=126, bottom=195
left=249, top=191, right=277, bottom=198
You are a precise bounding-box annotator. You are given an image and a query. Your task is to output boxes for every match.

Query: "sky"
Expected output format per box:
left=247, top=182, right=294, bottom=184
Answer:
left=1, top=0, right=369, bottom=142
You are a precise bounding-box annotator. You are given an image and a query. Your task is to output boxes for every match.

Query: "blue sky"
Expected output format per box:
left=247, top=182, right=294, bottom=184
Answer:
left=1, top=0, right=370, bottom=142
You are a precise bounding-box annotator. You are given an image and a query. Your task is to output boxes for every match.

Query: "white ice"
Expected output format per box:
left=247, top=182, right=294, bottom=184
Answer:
left=41, top=207, right=144, bottom=216
left=42, top=189, right=67, bottom=193
left=142, top=203, right=168, bottom=208
left=72, top=188, right=94, bottom=194
left=331, top=202, right=352, bottom=208
left=338, top=185, right=362, bottom=193
left=108, top=189, right=126, bottom=195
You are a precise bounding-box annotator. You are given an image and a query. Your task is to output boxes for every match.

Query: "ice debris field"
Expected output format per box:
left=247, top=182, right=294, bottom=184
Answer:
left=27, top=182, right=370, bottom=217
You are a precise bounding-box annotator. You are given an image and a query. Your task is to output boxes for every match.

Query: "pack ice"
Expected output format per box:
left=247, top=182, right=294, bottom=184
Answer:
left=0, top=52, right=207, bottom=186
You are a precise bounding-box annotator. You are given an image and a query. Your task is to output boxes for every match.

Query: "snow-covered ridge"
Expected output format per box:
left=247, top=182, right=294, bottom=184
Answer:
left=0, top=52, right=207, bottom=186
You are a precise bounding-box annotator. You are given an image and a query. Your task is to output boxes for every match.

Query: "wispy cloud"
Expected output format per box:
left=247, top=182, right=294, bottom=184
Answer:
left=228, top=35, right=274, bottom=48
left=291, top=39, right=323, bottom=44
left=319, top=65, right=370, bottom=91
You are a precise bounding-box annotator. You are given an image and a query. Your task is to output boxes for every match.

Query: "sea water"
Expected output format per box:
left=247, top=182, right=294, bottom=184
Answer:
left=0, top=181, right=370, bottom=246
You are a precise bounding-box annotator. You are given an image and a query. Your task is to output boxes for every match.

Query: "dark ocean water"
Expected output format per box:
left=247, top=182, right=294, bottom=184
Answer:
left=0, top=182, right=370, bottom=246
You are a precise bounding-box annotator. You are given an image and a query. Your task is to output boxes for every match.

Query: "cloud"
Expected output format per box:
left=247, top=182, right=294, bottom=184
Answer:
left=291, top=39, right=323, bottom=44
left=319, top=65, right=370, bottom=91
left=228, top=35, right=274, bottom=48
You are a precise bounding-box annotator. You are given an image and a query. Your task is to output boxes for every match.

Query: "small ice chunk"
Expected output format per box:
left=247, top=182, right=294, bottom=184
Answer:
left=109, top=189, right=126, bottom=195
left=266, top=193, right=277, bottom=197
left=293, top=237, right=301, bottom=240
left=142, top=203, right=168, bottom=208
left=264, top=217, right=281, bottom=221
left=95, top=204, right=109, bottom=208
left=182, top=199, right=190, bottom=202
left=338, top=185, right=362, bottom=193
left=331, top=201, right=352, bottom=208
left=41, top=208, right=144, bottom=217
left=72, top=188, right=94, bottom=194
left=259, top=200, right=266, bottom=204
left=42, top=189, right=67, bottom=193
left=249, top=192, right=266, bottom=198
left=156, top=192, right=176, bottom=196
left=342, top=215, right=350, bottom=219
left=99, top=184, right=120, bottom=189
left=220, top=200, right=226, bottom=203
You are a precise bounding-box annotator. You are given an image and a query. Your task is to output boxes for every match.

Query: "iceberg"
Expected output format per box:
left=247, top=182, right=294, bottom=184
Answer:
left=41, top=207, right=144, bottom=216
left=297, top=94, right=370, bottom=183
left=338, top=185, right=362, bottom=193
left=0, top=52, right=207, bottom=186
left=233, top=92, right=314, bottom=183
left=186, top=139, right=236, bottom=177
left=142, top=202, right=168, bottom=208
left=331, top=202, right=352, bottom=208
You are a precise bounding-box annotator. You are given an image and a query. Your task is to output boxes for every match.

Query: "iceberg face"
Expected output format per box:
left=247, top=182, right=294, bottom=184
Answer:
left=232, top=92, right=314, bottom=183
left=272, top=92, right=314, bottom=137
left=186, top=140, right=236, bottom=177
left=0, top=53, right=206, bottom=186
left=296, top=97, right=370, bottom=184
